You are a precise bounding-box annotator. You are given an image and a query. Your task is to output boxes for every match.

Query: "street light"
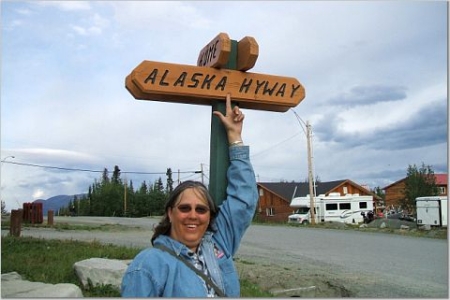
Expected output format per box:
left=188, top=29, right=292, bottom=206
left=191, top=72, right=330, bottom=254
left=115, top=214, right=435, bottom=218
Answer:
left=291, top=110, right=317, bottom=225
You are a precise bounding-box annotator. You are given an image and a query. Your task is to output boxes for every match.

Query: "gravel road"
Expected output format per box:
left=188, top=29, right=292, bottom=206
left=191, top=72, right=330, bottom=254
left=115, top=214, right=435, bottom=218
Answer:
left=2, top=216, right=448, bottom=297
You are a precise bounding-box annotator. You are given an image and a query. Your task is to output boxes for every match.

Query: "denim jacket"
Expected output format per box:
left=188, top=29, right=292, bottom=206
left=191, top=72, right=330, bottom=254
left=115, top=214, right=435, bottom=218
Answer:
left=121, top=146, right=258, bottom=297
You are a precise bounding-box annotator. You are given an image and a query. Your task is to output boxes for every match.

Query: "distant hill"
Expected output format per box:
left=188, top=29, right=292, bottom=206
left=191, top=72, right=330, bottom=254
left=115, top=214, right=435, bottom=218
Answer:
left=33, top=194, right=86, bottom=216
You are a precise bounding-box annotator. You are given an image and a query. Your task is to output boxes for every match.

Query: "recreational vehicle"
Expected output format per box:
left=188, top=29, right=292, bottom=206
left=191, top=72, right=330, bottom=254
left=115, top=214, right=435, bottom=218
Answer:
left=288, top=193, right=374, bottom=224
left=415, top=196, right=447, bottom=227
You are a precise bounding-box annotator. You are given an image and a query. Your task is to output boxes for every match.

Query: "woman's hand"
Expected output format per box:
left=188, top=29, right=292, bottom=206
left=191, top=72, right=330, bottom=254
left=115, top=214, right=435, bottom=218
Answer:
left=213, top=94, right=244, bottom=145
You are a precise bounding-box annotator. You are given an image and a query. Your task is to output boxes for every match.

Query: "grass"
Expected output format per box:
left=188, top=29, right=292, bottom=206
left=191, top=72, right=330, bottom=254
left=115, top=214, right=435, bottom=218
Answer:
left=1, top=220, right=141, bottom=232
left=1, top=235, right=272, bottom=297
left=1, top=235, right=140, bottom=297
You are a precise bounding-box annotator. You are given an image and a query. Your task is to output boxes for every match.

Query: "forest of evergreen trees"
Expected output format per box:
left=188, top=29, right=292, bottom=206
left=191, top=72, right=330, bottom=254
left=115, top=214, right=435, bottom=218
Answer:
left=60, top=165, right=174, bottom=217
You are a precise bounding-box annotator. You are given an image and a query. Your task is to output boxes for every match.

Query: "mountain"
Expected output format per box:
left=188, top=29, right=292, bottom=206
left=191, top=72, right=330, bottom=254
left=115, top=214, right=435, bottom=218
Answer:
left=33, top=194, right=86, bottom=216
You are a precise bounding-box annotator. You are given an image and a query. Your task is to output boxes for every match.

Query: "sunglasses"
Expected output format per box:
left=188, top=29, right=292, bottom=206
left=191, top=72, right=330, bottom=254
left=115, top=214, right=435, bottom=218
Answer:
left=175, top=204, right=210, bottom=214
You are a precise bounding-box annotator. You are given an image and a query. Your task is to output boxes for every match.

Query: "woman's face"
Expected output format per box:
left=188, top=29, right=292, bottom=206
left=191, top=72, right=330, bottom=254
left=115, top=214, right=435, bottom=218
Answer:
left=168, top=187, right=211, bottom=252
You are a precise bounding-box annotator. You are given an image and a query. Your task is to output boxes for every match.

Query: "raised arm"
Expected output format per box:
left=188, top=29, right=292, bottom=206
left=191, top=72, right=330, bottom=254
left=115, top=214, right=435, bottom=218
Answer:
left=212, top=93, right=244, bottom=146
left=212, top=94, right=258, bottom=255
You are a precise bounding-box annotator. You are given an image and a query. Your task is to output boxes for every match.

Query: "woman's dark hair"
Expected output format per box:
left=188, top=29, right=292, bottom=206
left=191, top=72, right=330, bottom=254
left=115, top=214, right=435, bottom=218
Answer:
left=151, top=180, right=219, bottom=245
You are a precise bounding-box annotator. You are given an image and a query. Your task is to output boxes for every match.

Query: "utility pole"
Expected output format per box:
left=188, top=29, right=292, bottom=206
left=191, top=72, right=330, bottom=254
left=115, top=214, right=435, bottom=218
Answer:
left=123, top=176, right=127, bottom=217
left=306, top=121, right=316, bottom=225
left=291, top=110, right=316, bottom=225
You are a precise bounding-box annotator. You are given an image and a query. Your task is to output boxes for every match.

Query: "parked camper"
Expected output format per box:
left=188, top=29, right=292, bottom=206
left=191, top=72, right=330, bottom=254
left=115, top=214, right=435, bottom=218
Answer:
left=415, top=196, right=447, bottom=227
left=288, top=193, right=374, bottom=225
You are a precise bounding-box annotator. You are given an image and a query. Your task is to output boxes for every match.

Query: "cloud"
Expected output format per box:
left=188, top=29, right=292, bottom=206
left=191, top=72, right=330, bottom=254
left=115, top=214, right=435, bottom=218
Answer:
left=32, top=188, right=45, bottom=199
left=1, top=1, right=447, bottom=212
left=35, top=1, right=91, bottom=11
left=314, top=98, right=447, bottom=151
left=330, top=84, right=408, bottom=106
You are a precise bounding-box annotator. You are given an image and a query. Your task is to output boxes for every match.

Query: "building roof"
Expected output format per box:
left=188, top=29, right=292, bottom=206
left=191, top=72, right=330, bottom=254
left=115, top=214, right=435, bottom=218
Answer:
left=258, top=180, right=348, bottom=203
left=383, top=173, right=448, bottom=189
left=435, top=174, right=448, bottom=185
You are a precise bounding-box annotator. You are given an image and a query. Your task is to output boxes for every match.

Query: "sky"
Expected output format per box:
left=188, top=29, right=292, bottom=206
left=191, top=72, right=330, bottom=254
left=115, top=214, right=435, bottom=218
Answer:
left=1, top=1, right=448, bottom=212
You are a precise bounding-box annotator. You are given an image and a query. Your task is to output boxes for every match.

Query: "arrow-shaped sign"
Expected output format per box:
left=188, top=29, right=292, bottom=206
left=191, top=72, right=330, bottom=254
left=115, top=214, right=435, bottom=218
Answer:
left=126, top=60, right=305, bottom=112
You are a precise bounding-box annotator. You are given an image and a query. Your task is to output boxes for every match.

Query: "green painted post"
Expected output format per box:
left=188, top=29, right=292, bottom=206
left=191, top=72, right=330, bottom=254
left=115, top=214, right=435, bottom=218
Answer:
left=209, top=40, right=238, bottom=205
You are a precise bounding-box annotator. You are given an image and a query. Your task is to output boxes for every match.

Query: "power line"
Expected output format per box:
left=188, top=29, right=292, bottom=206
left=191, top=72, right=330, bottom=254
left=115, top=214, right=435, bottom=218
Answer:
left=2, top=161, right=201, bottom=175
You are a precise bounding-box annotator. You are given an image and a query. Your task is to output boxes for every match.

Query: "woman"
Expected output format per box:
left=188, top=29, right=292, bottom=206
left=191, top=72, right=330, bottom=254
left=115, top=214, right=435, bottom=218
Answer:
left=121, top=94, right=258, bottom=297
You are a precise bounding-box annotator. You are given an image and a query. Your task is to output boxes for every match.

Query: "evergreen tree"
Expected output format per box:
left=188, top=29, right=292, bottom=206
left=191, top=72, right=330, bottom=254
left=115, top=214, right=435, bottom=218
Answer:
left=166, top=168, right=174, bottom=194
left=401, top=163, right=438, bottom=213
left=112, top=165, right=121, bottom=185
left=1, top=200, right=6, bottom=214
left=137, top=180, right=150, bottom=216
left=101, top=168, right=110, bottom=184
left=372, top=186, right=385, bottom=200
left=155, top=177, right=164, bottom=193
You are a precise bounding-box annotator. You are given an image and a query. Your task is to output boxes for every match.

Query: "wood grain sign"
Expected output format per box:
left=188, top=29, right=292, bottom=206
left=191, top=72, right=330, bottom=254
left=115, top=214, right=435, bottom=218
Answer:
left=126, top=60, right=305, bottom=112
left=197, top=32, right=231, bottom=69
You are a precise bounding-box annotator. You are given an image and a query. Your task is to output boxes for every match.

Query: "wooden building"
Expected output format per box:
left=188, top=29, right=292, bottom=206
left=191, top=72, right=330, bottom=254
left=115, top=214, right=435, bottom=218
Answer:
left=383, top=173, right=448, bottom=211
left=256, top=179, right=380, bottom=223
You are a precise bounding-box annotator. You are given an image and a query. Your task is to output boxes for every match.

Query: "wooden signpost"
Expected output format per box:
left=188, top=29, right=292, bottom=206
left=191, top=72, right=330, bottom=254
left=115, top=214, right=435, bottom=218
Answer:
left=197, top=32, right=231, bottom=68
left=126, top=60, right=304, bottom=112
left=125, top=33, right=306, bottom=204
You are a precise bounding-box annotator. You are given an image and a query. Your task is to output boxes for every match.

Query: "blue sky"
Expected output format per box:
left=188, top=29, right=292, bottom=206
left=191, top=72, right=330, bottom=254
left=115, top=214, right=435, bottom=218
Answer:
left=1, top=1, right=448, bottom=212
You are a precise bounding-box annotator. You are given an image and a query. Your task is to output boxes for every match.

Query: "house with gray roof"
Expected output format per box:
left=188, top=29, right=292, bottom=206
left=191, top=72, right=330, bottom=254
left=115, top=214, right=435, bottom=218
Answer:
left=256, top=179, right=381, bottom=223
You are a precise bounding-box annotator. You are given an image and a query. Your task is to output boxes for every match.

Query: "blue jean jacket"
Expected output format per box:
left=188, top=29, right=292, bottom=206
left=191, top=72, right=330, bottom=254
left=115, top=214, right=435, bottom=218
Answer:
left=121, top=146, right=258, bottom=297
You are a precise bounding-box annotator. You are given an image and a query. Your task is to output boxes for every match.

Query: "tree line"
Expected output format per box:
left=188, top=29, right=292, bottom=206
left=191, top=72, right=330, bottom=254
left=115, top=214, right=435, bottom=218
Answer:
left=59, top=166, right=174, bottom=217
left=57, top=162, right=440, bottom=217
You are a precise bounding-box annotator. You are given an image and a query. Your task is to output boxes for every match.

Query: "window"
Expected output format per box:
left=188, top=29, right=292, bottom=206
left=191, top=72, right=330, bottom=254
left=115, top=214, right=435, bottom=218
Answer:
left=266, top=207, right=275, bottom=216
left=438, top=187, right=446, bottom=195
left=343, top=186, right=348, bottom=194
left=339, top=203, right=351, bottom=210
left=359, top=202, right=368, bottom=209
left=326, top=203, right=338, bottom=210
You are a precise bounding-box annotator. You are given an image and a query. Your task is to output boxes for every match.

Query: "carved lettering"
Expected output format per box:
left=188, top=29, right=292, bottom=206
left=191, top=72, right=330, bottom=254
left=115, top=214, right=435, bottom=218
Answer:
left=263, top=82, right=278, bottom=96
left=188, top=73, right=202, bottom=88
left=159, top=69, right=169, bottom=86
left=144, top=68, right=158, bottom=84
left=255, top=80, right=265, bottom=95
left=130, top=61, right=305, bottom=112
left=198, top=40, right=219, bottom=67
left=240, top=78, right=252, bottom=93
left=142, top=68, right=301, bottom=98
left=276, top=83, right=286, bottom=97
left=202, top=74, right=216, bottom=89
left=216, top=77, right=227, bottom=91
left=174, top=72, right=187, bottom=87
left=290, top=84, right=301, bottom=98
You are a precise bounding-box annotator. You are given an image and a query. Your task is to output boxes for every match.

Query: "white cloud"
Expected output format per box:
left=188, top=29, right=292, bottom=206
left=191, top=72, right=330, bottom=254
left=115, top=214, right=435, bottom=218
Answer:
left=35, top=1, right=91, bottom=11
left=32, top=188, right=45, bottom=199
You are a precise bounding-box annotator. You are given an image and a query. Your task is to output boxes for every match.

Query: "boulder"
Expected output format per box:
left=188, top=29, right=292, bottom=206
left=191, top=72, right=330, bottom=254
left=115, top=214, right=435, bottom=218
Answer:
left=419, top=224, right=432, bottom=231
left=73, top=258, right=130, bottom=291
left=1, top=271, right=83, bottom=298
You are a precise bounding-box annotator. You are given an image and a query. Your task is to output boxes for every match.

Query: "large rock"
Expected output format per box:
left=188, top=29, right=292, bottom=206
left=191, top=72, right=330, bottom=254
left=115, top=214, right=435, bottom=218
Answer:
left=1, top=271, right=83, bottom=298
left=73, top=258, right=130, bottom=291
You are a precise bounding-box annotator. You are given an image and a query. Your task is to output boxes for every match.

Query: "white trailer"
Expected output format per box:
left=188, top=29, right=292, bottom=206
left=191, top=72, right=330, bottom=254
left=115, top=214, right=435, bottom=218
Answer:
left=288, top=193, right=374, bottom=225
left=415, top=196, right=447, bottom=227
